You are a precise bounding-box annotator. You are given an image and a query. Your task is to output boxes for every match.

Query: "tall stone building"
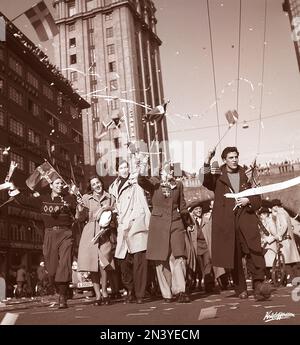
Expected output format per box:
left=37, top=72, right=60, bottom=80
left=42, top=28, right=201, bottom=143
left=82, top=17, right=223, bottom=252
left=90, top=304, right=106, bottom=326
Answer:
left=52, top=0, right=169, bottom=178
left=283, top=0, right=300, bottom=72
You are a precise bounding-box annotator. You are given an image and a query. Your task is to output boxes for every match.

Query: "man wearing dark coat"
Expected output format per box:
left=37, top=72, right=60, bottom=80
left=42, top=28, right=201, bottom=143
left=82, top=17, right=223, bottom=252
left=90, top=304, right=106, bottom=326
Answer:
left=138, top=159, right=193, bottom=303
left=202, top=146, right=271, bottom=300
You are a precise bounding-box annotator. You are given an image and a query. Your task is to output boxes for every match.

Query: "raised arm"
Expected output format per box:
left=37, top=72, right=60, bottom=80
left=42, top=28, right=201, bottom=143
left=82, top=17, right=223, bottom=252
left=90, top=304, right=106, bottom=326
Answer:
left=178, top=181, right=193, bottom=227
left=201, top=148, right=219, bottom=191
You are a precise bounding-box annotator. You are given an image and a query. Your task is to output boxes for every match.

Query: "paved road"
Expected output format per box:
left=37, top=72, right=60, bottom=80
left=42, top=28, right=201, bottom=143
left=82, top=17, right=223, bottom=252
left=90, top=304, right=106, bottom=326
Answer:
left=0, top=285, right=299, bottom=325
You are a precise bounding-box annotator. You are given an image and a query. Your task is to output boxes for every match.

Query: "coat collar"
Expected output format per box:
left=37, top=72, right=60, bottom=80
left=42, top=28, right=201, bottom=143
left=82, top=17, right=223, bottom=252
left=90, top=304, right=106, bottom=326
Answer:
left=160, top=179, right=178, bottom=189
left=218, top=165, right=249, bottom=192
left=115, top=174, right=136, bottom=197
left=88, top=190, right=110, bottom=203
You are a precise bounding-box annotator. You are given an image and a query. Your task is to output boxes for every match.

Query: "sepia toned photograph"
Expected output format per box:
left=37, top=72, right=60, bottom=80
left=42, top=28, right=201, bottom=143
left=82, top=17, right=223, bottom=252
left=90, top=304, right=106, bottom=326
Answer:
left=0, top=0, right=300, bottom=333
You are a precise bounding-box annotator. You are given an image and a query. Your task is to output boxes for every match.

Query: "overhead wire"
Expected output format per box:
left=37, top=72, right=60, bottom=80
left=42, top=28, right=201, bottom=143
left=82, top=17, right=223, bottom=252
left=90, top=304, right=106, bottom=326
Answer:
left=235, top=0, right=242, bottom=145
left=168, top=108, right=300, bottom=133
left=206, top=0, right=221, bottom=153
left=257, top=0, right=268, bottom=156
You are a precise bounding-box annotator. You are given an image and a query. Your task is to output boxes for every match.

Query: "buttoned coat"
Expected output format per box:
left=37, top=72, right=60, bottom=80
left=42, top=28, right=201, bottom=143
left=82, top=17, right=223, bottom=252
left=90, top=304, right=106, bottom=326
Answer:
left=76, top=191, right=115, bottom=272
left=260, top=215, right=277, bottom=267
left=138, top=176, right=193, bottom=261
left=109, top=174, right=150, bottom=259
left=203, top=164, right=264, bottom=269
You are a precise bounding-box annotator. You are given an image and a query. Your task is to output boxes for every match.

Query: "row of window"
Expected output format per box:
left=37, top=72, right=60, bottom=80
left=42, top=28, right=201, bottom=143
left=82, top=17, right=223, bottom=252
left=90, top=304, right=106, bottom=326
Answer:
left=0, top=150, right=26, bottom=171
left=1, top=55, right=79, bottom=107
left=7, top=56, right=39, bottom=89
left=70, top=45, right=115, bottom=67
left=6, top=223, right=43, bottom=243
left=67, top=1, right=113, bottom=17
left=0, top=108, right=82, bottom=146
left=0, top=144, right=82, bottom=174
left=4, top=78, right=54, bottom=105
left=69, top=41, right=115, bottom=66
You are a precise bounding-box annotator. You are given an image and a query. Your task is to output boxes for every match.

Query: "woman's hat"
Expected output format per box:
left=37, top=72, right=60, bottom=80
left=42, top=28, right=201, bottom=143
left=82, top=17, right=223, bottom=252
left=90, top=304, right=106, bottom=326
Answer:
left=270, top=199, right=282, bottom=207
left=188, top=200, right=211, bottom=213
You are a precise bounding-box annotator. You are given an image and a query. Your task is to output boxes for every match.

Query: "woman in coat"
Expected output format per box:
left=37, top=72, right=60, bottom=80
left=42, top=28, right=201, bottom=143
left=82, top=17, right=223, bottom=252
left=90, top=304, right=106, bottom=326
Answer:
left=77, top=176, right=115, bottom=305
left=271, top=199, right=300, bottom=283
left=138, top=160, right=193, bottom=303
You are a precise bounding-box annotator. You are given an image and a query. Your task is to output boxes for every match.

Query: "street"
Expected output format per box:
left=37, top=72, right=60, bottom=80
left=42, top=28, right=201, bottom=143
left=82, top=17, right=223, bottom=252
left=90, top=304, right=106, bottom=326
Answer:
left=1, top=284, right=299, bottom=326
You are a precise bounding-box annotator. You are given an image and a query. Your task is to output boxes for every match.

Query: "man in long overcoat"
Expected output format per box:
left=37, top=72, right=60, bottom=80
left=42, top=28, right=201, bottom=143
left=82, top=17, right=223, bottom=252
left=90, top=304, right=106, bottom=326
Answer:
left=138, top=160, right=193, bottom=303
left=202, top=146, right=271, bottom=300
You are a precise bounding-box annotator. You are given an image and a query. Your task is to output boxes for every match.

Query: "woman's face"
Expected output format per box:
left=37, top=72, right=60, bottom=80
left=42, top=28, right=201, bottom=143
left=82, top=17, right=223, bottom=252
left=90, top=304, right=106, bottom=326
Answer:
left=260, top=213, right=268, bottom=220
left=90, top=178, right=103, bottom=194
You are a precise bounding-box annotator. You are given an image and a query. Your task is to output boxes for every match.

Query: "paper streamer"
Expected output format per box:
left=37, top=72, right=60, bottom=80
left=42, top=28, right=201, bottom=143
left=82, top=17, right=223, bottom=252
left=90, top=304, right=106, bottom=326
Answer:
left=198, top=307, right=217, bottom=320
left=225, top=176, right=300, bottom=199
left=0, top=182, right=12, bottom=191
left=0, top=313, right=19, bottom=325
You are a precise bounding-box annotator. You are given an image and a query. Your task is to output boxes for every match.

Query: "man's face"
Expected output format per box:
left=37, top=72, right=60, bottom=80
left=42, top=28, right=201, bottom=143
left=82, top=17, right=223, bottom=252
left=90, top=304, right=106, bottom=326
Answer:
left=271, top=206, right=279, bottom=217
left=118, top=162, right=129, bottom=178
left=50, top=178, right=64, bottom=194
left=192, top=206, right=203, bottom=218
left=223, top=151, right=239, bottom=171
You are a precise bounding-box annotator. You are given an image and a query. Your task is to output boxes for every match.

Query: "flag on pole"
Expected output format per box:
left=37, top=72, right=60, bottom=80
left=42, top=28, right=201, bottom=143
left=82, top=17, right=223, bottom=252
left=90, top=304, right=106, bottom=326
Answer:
left=143, top=101, right=168, bottom=124
left=69, top=162, right=76, bottom=185
left=102, top=119, right=114, bottom=129
left=225, top=110, right=239, bottom=126
left=25, top=1, right=59, bottom=42
left=26, top=161, right=61, bottom=191
left=95, top=121, right=108, bottom=140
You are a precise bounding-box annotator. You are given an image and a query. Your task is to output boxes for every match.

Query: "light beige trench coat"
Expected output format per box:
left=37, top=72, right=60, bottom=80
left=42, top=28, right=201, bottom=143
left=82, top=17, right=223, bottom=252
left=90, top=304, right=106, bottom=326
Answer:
left=76, top=191, right=115, bottom=272
left=109, top=174, right=150, bottom=259
left=274, top=208, right=300, bottom=264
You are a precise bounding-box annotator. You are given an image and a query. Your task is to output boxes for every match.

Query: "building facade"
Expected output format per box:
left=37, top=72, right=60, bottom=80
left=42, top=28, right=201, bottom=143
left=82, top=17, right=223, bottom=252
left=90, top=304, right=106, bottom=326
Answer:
left=283, top=0, right=300, bottom=72
left=52, top=0, right=169, bottom=178
left=0, top=13, right=89, bottom=288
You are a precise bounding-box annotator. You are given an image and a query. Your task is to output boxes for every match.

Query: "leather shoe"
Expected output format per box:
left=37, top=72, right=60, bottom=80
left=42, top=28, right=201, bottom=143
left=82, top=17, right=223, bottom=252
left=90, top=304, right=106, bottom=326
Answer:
left=238, top=291, right=248, bottom=299
left=254, top=281, right=272, bottom=301
left=58, top=302, right=68, bottom=309
left=177, top=292, right=191, bottom=303
left=102, top=296, right=111, bottom=305
left=136, top=298, right=143, bottom=304
left=164, top=298, right=173, bottom=303
left=58, top=295, right=68, bottom=309
left=124, top=291, right=135, bottom=303
left=93, top=299, right=102, bottom=306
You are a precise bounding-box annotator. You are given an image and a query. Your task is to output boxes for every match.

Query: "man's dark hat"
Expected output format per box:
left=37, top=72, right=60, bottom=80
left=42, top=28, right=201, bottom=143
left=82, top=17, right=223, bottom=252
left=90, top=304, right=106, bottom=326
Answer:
left=270, top=199, right=282, bottom=207
left=188, top=200, right=211, bottom=213
left=261, top=199, right=273, bottom=208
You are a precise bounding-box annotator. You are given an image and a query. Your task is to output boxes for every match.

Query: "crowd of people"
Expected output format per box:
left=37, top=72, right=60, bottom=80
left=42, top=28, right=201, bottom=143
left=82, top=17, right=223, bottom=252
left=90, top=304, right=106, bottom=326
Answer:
left=3, top=147, right=300, bottom=309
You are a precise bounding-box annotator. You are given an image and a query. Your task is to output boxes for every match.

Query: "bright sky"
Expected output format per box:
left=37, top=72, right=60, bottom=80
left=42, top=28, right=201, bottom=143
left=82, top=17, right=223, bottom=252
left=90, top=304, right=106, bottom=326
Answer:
left=2, top=0, right=300, bottom=173
left=155, top=0, right=300, bottom=172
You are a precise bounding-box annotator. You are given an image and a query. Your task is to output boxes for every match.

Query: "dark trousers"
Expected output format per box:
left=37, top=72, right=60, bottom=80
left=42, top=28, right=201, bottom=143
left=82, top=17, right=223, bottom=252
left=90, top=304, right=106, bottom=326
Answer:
left=119, top=251, right=148, bottom=299
left=232, top=231, right=265, bottom=294
left=196, top=251, right=214, bottom=289
left=43, top=227, right=73, bottom=285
